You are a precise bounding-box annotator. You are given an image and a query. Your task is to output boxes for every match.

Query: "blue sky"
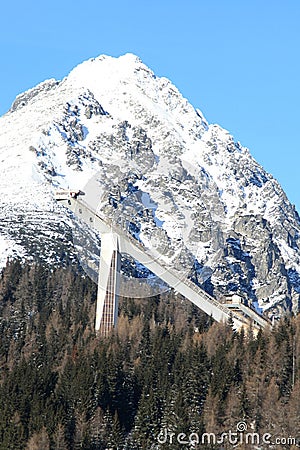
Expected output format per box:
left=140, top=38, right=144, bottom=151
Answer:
left=1, top=0, right=300, bottom=210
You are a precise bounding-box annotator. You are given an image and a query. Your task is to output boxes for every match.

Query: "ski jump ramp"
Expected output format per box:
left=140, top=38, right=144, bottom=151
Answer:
left=56, top=190, right=271, bottom=335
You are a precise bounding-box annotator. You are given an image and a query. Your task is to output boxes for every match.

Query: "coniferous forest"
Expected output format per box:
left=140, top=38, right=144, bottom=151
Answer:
left=0, top=260, right=300, bottom=449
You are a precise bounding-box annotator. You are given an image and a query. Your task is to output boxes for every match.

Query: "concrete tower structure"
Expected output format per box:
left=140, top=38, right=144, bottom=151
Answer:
left=96, top=233, right=120, bottom=335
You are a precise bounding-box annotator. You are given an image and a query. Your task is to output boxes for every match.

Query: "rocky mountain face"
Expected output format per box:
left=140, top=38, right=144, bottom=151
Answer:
left=0, top=53, right=300, bottom=318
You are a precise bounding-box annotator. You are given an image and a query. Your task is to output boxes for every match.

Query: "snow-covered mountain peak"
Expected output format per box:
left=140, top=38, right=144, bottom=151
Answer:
left=64, top=53, right=208, bottom=143
left=67, top=52, right=142, bottom=86
left=1, top=53, right=300, bottom=317
left=66, top=52, right=155, bottom=97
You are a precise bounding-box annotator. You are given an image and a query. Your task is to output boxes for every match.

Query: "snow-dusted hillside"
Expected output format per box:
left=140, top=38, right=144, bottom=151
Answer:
left=1, top=53, right=300, bottom=316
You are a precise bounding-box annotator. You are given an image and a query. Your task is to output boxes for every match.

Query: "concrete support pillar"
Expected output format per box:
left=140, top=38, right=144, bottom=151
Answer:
left=95, top=233, right=120, bottom=335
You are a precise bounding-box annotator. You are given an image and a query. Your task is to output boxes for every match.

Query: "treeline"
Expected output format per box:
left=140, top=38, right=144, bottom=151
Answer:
left=0, top=260, right=299, bottom=449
